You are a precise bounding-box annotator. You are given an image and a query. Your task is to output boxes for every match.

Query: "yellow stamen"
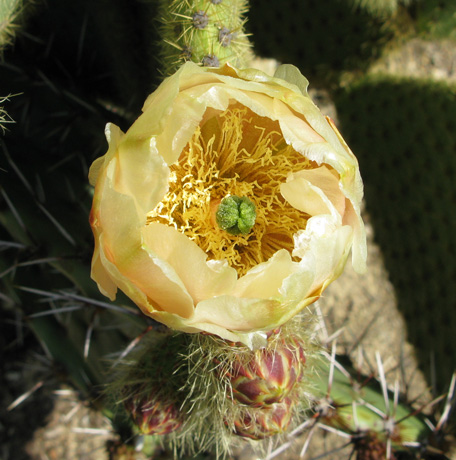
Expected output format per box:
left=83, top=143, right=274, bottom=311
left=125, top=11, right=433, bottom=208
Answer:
left=147, top=106, right=317, bottom=276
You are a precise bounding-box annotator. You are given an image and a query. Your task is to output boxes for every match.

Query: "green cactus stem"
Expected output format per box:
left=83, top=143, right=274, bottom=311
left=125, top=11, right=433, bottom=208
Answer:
left=308, top=351, right=434, bottom=457
left=158, top=0, right=253, bottom=75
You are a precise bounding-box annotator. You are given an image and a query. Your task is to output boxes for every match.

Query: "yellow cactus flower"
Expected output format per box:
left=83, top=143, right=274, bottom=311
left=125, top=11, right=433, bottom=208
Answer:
left=89, top=62, right=366, bottom=348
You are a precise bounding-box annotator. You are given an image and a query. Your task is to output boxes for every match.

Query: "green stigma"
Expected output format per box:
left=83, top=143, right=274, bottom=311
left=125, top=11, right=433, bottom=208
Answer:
left=215, top=196, right=256, bottom=235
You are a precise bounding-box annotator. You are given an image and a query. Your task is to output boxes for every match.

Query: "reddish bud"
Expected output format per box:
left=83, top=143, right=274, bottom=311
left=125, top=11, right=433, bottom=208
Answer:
left=124, top=388, right=182, bottom=435
left=227, top=336, right=306, bottom=407
left=233, top=398, right=294, bottom=440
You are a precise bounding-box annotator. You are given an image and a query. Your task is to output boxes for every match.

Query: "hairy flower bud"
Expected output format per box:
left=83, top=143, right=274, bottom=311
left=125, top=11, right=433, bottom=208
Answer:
left=124, top=388, right=183, bottom=435
left=227, top=336, right=306, bottom=407
left=233, top=398, right=294, bottom=440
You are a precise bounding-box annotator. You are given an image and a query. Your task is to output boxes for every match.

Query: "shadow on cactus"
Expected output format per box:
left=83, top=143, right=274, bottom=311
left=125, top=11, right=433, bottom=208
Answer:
left=247, top=0, right=394, bottom=87
left=335, top=75, right=456, bottom=407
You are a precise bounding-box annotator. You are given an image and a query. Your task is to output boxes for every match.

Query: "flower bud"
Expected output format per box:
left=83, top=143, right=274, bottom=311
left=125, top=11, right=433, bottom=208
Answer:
left=227, top=336, right=306, bottom=407
left=124, top=388, right=183, bottom=435
left=233, top=398, right=294, bottom=440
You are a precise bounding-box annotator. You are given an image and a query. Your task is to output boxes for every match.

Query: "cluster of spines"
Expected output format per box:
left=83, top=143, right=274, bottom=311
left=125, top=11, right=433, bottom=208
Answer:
left=109, top=312, right=318, bottom=457
left=158, top=0, right=253, bottom=75
left=0, top=95, right=14, bottom=132
left=266, top=344, right=455, bottom=460
left=167, top=321, right=316, bottom=456
left=111, top=326, right=456, bottom=459
left=106, top=300, right=456, bottom=459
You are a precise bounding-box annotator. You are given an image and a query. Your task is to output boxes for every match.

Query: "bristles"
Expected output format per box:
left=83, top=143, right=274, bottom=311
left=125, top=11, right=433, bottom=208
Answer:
left=0, top=0, right=28, bottom=54
left=104, top=311, right=319, bottom=458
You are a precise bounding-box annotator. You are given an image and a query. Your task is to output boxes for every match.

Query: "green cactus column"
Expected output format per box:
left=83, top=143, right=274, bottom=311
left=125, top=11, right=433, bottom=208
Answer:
left=158, top=0, right=253, bottom=75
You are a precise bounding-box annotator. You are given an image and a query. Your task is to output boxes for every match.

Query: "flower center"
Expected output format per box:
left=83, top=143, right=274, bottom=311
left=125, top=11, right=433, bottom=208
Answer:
left=147, top=106, right=317, bottom=276
left=215, top=195, right=256, bottom=235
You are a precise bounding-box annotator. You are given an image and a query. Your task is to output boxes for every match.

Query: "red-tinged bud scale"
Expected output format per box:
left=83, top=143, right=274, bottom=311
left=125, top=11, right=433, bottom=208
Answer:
left=124, top=388, right=183, bottom=436
left=233, top=398, right=294, bottom=440
left=226, top=336, right=306, bottom=407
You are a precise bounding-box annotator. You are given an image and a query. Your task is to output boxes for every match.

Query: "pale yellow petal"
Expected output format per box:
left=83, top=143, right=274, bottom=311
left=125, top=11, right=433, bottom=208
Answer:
left=154, top=93, right=208, bottom=166
left=90, top=230, right=117, bottom=301
left=273, top=64, right=309, bottom=95
left=95, top=233, right=153, bottom=313
left=293, top=216, right=354, bottom=288
left=191, top=295, right=283, bottom=331
left=280, top=166, right=346, bottom=219
left=281, top=174, right=336, bottom=220
left=233, top=249, right=296, bottom=299
left=142, top=223, right=238, bottom=303
left=115, top=136, right=170, bottom=217
left=149, top=310, right=268, bottom=349
left=273, top=98, right=326, bottom=155
left=343, top=199, right=367, bottom=274
left=93, top=166, right=195, bottom=318
left=88, top=123, right=124, bottom=186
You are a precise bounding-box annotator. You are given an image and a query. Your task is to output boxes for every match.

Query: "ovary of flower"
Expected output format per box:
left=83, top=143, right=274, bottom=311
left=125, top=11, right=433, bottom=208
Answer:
left=89, top=62, right=367, bottom=348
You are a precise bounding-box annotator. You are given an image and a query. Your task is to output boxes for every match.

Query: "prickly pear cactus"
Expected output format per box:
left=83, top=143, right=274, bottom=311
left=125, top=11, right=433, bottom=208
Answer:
left=109, top=314, right=317, bottom=454
left=308, top=352, right=433, bottom=459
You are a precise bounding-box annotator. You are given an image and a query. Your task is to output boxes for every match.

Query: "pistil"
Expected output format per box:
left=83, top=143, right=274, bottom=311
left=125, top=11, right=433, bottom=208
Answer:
left=215, top=195, right=256, bottom=235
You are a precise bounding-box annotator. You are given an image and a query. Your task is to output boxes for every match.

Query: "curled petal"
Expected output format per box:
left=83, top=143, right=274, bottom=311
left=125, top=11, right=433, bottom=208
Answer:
left=142, top=223, right=237, bottom=304
left=234, top=250, right=296, bottom=299
left=280, top=167, right=345, bottom=221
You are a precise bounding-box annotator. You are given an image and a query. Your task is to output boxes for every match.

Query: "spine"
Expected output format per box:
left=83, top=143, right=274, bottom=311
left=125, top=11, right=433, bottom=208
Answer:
left=158, top=0, right=253, bottom=75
